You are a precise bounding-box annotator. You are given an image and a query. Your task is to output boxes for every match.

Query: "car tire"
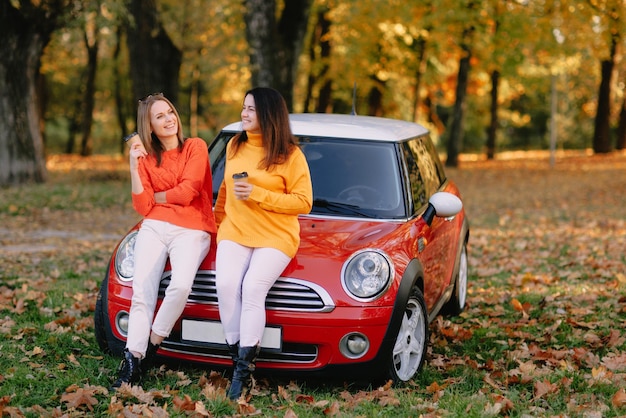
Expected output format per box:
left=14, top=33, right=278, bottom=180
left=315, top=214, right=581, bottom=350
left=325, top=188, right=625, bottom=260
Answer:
left=442, top=240, right=468, bottom=316
left=388, top=286, right=428, bottom=383
left=94, top=275, right=125, bottom=357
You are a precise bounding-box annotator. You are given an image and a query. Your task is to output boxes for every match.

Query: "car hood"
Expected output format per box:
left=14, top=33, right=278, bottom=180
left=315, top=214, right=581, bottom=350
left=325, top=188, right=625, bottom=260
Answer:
left=298, top=217, right=403, bottom=254
left=286, top=217, right=408, bottom=305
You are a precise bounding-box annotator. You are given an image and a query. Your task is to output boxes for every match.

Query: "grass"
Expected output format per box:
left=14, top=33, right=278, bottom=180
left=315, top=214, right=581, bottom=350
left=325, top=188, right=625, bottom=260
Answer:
left=0, top=151, right=625, bottom=417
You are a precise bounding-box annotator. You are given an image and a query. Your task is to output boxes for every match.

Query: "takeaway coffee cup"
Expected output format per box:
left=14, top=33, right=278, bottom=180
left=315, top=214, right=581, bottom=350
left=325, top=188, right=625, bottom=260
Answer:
left=233, top=172, right=248, bottom=199
left=232, top=171, right=248, bottom=182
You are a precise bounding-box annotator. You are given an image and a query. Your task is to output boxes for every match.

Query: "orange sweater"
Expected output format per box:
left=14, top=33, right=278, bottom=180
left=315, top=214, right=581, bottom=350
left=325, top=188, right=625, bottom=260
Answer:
left=133, top=137, right=217, bottom=233
left=213, top=132, right=312, bottom=258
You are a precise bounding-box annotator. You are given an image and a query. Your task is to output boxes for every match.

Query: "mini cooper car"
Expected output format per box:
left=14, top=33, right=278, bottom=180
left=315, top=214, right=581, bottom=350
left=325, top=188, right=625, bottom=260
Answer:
left=95, top=113, right=470, bottom=383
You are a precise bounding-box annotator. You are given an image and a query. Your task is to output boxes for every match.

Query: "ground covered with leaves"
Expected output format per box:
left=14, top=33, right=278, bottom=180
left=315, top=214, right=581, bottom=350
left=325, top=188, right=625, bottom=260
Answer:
left=0, top=151, right=625, bottom=417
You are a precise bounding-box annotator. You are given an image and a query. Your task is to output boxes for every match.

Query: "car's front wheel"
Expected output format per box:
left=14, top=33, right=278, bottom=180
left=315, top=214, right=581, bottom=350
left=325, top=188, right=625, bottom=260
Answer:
left=388, top=287, right=428, bottom=383
left=94, top=275, right=125, bottom=357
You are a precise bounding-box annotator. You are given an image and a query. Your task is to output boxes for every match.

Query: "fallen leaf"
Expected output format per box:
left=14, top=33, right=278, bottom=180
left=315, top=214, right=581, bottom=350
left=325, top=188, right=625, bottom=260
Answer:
left=612, top=389, right=626, bottom=407
left=61, top=387, right=98, bottom=411
left=172, top=394, right=196, bottom=412
left=323, top=401, right=341, bottom=416
left=533, top=379, right=558, bottom=399
left=284, top=409, right=298, bottom=418
left=194, top=400, right=211, bottom=417
left=67, top=353, right=81, bottom=366
left=295, top=394, right=314, bottom=404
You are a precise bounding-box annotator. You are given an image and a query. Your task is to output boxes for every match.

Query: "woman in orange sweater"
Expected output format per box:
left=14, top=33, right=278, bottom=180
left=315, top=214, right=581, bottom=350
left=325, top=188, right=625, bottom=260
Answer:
left=112, top=93, right=217, bottom=388
left=214, top=87, right=312, bottom=400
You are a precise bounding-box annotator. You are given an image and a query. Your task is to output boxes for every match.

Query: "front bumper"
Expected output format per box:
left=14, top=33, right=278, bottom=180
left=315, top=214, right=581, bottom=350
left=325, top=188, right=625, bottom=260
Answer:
left=107, top=270, right=394, bottom=372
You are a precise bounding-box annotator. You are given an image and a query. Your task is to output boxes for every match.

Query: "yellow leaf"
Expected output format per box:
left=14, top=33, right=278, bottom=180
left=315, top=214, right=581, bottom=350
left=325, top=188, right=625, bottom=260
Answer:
left=511, top=298, right=524, bottom=312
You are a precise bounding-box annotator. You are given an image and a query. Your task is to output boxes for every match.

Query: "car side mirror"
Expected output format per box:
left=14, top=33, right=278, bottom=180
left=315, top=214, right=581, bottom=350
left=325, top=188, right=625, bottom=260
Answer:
left=422, top=192, right=463, bottom=226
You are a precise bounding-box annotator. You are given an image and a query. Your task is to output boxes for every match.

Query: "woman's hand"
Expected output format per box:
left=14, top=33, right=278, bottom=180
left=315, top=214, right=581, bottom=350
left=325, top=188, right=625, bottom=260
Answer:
left=129, top=141, right=147, bottom=171
left=234, top=181, right=253, bottom=200
left=154, top=191, right=167, bottom=204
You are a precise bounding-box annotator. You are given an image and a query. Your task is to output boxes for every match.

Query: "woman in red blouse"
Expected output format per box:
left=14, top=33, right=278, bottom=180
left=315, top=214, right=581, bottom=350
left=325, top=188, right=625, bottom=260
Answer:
left=112, top=93, right=217, bottom=389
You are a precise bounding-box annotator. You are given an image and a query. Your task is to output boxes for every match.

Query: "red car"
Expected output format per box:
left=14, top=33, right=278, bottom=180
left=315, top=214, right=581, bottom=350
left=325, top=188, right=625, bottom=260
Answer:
left=95, top=113, right=469, bottom=383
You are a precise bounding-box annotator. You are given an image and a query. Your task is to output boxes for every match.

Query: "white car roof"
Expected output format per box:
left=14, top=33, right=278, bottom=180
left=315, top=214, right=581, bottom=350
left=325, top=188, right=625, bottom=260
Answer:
left=221, top=113, right=429, bottom=141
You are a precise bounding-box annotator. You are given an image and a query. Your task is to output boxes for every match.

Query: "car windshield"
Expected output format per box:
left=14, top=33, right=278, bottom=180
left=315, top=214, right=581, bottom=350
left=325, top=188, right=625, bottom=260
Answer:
left=209, top=132, right=406, bottom=219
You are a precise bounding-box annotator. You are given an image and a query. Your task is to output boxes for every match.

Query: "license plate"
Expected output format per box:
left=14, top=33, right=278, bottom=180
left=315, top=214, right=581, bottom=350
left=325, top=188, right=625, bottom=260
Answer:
left=181, top=319, right=282, bottom=349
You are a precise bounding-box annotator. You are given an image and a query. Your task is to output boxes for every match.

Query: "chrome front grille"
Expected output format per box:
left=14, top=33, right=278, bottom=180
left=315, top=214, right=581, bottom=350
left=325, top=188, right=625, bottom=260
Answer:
left=160, top=340, right=319, bottom=364
left=158, top=270, right=335, bottom=312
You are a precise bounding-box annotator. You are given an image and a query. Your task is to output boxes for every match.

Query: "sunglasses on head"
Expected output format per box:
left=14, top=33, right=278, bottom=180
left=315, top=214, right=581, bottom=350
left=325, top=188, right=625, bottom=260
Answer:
left=138, top=92, right=164, bottom=103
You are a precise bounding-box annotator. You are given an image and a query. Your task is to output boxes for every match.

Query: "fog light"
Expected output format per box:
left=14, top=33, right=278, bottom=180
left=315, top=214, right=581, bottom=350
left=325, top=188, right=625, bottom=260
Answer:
left=339, top=333, right=369, bottom=359
left=116, top=311, right=129, bottom=336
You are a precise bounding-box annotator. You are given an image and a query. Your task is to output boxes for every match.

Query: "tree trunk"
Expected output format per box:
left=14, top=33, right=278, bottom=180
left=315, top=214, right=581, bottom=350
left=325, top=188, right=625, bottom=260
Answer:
left=412, top=35, right=428, bottom=122
left=592, top=35, right=617, bottom=154
left=367, top=77, right=385, bottom=117
left=303, top=6, right=332, bottom=113
left=65, top=77, right=85, bottom=154
left=317, top=79, right=333, bottom=114
left=486, top=69, right=500, bottom=160
left=303, top=5, right=332, bottom=113
left=79, top=28, right=99, bottom=156
left=127, top=0, right=182, bottom=104
left=0, top=1, right=67, bottom=186
left=243, top=0, right=313, bottom=110
left=314, top=7, right=332, bottom=113
left=189, top=63, right=200, bottom=137
left=244, top=0, right=277, bottom=89
left=113, top=26, right=130, bottom=154
left=446, top=46, right=471, bottom=167
left=486, top=5, right=501, bottom=161
left=446, top=1, right=477, bottom=168
left=424, top=94, right=445, bottom=134
left=616, top=95, right=626, bottom=150
left=65, top=107, right=79, bottom=154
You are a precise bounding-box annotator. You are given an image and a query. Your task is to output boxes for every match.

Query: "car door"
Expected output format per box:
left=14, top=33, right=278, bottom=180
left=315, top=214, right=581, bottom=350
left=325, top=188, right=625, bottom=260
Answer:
left=401, top=137, right=459, bottom=309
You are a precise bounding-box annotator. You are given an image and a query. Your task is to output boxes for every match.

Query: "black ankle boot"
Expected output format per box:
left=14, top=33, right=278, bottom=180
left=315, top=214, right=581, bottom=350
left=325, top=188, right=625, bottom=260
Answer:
left=228, top=345, right=260, bottom=400
left=111, top=349, right=141, bottom=389
left=141, top=341, right=160, bottom=371
left=227, top=341, right=239, bottom=365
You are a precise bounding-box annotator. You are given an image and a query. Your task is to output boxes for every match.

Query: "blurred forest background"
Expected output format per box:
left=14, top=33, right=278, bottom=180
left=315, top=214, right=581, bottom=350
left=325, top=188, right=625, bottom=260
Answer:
left=2, top=0, right=626, bottom=187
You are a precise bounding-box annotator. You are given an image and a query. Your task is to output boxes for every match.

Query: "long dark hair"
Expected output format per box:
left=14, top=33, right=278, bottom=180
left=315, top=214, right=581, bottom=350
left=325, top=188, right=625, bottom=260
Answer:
left=230, top=87, right=297, bottom=170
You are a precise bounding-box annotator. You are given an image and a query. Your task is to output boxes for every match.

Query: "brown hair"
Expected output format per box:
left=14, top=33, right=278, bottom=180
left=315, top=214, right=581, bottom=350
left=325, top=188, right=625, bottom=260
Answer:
left=137, top=93, right=184, bottom=166
left=230, top=87, right=297, bottom=170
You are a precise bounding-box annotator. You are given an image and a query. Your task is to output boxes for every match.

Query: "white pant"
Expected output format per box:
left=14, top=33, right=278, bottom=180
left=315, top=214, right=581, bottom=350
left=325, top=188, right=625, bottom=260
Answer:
left=126, top=219, right=210, bottom=357
left=216, top=240, right=291, bottom=347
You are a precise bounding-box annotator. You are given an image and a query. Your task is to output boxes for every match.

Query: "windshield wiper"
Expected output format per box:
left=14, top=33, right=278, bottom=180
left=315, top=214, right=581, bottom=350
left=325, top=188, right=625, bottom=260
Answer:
left=312, top=198, right=373, bottom=217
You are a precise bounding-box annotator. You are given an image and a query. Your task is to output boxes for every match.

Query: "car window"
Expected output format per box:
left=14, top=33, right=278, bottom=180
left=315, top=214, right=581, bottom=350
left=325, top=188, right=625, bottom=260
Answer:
left=402, top=136, right=446, bottom=211
left=299, top=137, right=404, bottom=218
left=420, top=136, right=447, bottom=187
left=208, top=131, right=235, bottom=199
left=209, top=132, right=406, bottom=219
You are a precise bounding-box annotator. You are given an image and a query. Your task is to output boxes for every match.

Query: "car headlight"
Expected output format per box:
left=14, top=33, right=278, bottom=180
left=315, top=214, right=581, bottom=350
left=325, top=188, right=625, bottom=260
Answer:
left=341, top=249, right=393, bottom=301
left=114, top=231, right=138, bottom=281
